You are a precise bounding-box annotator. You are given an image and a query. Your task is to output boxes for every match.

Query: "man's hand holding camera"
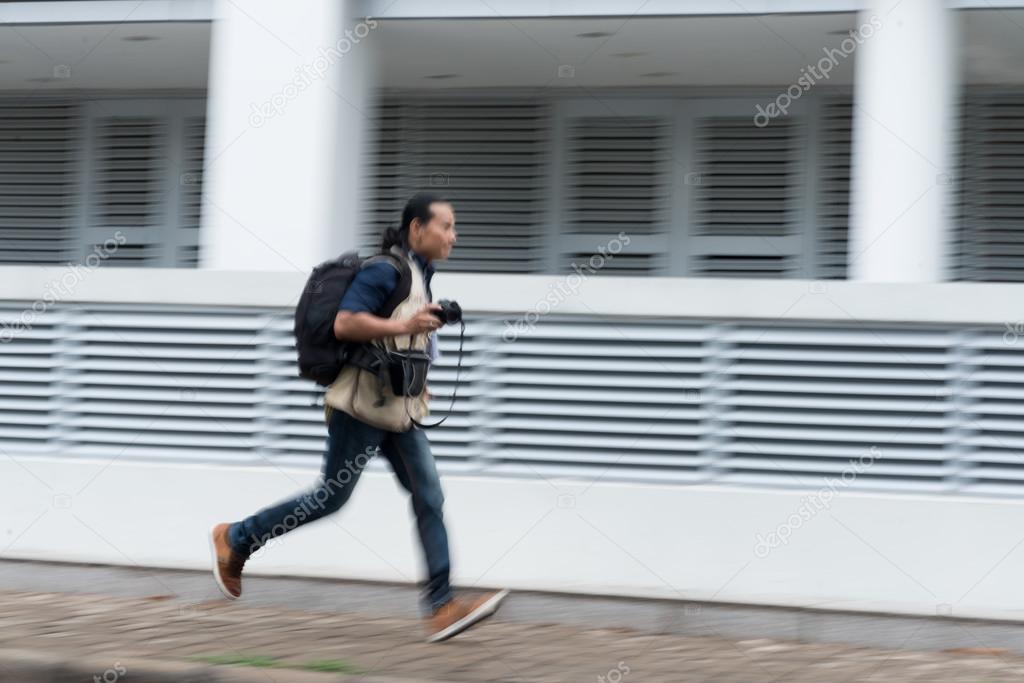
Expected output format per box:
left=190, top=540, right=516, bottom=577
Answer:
left=403, top=300, right=463, bottom=336
left=404, top=303, right=444, bottom=334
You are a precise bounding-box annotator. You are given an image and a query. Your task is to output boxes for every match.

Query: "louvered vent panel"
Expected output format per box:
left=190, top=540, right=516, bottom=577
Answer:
left=264, top=313, right=322, bottom=461
left=563, top=252, right=660, bottom=276
left=0, top=304, right=60, bottom=453
left=414, top=101, right=548, bottom=272
left=694, top=254, right=792, bottom=278
left=65, top=307, right=262, bottom=462
left=91, top=117, right=165, bottom=265
left=91, top=243, right=153, bottom=267
left=178, top=116, right=205, bottom=267
left=490, top=318, right=710, bottom=481
left=178, top=245, right=200, bottom=267
left=691, top=117, right=801, bottom=277
left=3, top=301, right=1024, bottom=498
left=817, top=96, right=852, bottom=279
left=560, top=116, right=671, bottom=275
left=951, top=97, right=974, bottom=281
left=957, top=93, right=1024, bottom=281
left=361, top=100, right=411, bottom=257
left=961, top=331, right=1024, bottom=494
left=0, top=100, right=78, bottom=264
left=362, top=99, right=548, bottom=272
left=719, top=326, right=954, bottom=490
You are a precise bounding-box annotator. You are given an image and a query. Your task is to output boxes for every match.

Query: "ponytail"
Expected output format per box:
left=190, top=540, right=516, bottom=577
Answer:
left=380, top=226, right=405, bottom=251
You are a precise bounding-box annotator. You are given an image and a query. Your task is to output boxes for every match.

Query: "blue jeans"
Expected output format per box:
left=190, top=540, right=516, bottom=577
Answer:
left=229, top=406, right=453, bottom=613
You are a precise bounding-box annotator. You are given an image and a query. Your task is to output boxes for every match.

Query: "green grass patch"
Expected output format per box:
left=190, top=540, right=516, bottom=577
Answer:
left=299, top=659, right=366, bottom=674
left=191, top=653, right=280, bottom=668
left=190, top=653, right=366, bottom=675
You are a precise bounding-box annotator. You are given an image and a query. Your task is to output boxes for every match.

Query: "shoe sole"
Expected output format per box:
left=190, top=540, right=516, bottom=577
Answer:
left=426, top=588, right=509, bottom=643
left=208, top=526, right=239, bottom=601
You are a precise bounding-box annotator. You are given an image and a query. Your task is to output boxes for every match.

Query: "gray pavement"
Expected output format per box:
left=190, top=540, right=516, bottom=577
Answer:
left=1, top=560, right=1024, bottom=681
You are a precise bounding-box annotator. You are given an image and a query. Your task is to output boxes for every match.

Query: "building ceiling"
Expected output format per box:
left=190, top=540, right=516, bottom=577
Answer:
left=0, top=9, right=1022, bottom=91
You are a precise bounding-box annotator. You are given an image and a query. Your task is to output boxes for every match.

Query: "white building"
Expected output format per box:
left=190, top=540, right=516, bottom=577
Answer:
left=2, top=0, right=1024, bottom=623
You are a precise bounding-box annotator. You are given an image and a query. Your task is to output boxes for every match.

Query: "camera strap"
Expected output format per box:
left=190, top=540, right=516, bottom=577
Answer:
left=408, top=320, right=465, bottom=430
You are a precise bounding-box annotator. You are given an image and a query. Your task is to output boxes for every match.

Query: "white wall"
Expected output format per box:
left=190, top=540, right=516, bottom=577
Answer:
left=1, top=266, right=1024, bottom=324
left=3, top=456, right=1023, bottom=621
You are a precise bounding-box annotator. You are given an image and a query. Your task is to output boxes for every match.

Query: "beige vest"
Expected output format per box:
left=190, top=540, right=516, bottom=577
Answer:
left=325, top=250, right=432, bottom=432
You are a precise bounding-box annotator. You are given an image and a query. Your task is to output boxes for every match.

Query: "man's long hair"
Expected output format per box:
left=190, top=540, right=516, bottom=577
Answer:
left=381, top=192, right=450, bottom=252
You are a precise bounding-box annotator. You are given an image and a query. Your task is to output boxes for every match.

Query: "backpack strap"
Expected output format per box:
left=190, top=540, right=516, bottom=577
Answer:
left=363, top=249, right=413, bottom=319
left=350, top=249, right=415, bottom=407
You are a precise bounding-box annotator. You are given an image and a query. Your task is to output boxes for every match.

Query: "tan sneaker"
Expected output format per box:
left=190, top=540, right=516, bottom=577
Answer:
left=425, top=589, right=509, bottom=643
left=209, top=523, right=246, bottom=600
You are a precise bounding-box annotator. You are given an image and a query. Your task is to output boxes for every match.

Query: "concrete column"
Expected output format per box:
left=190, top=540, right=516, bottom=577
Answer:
left=199, top=0, right=378, bottom=270
left=848, top=0, right=959, bottom=282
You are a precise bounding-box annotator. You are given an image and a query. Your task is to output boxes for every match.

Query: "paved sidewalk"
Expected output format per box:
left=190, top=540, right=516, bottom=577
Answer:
left=2, top=587, right=1024, bottom=682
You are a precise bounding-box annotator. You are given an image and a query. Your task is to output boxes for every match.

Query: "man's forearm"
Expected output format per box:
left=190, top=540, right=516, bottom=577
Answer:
left=333, top=311, right=407, bottom=342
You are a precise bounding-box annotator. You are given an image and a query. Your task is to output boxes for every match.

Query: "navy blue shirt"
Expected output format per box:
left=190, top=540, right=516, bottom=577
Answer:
left=339, top=249, right=434, bottom=315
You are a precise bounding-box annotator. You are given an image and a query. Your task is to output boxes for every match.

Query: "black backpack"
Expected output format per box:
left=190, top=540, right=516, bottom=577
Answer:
left=294, top=249, right=411, bottom=386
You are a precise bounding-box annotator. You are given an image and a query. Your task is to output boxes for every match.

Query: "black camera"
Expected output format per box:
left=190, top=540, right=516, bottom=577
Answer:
left=433, top=299, right=463, bottom=325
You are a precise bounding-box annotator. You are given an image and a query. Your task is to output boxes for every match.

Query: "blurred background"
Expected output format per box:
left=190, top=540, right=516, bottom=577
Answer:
left=3, top=0, right=1024, bottom=665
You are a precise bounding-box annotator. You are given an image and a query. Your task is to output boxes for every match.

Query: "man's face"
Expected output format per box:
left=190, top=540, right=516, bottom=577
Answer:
left=412, top=201, right=457, bottom=262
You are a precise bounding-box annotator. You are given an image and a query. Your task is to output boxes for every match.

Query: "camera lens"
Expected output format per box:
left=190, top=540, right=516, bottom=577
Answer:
left=436, top=299, right=462, bottom=325
left=446, top=301, right=462, bottom=324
